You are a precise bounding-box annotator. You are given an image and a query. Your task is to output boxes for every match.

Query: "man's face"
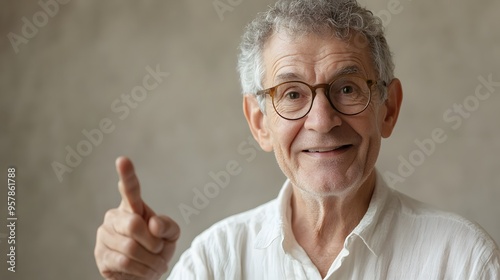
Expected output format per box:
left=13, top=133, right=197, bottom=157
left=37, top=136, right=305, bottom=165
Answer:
left=246, top=31, right=401, bottom=197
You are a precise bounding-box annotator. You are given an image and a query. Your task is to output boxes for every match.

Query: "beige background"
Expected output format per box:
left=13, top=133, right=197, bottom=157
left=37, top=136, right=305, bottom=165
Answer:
left=1, top=0, right=499, bottom=279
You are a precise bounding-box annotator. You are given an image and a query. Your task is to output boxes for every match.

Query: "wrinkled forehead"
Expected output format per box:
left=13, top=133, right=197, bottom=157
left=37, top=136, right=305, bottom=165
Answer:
left=261, top=30, right=376, bottom=86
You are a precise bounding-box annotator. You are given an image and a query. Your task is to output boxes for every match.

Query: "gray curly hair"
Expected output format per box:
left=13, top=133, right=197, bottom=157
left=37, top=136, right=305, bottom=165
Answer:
left=237, top=0, right=395, bottom=111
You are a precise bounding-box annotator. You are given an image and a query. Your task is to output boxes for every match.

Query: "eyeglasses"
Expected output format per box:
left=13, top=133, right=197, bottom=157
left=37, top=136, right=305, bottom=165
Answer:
left=256, top=75, right=386, bottom=120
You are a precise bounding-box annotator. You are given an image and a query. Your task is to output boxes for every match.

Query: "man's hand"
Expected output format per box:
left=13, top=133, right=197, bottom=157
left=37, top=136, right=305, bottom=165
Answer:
left=95, top=157, right=180, bottom=280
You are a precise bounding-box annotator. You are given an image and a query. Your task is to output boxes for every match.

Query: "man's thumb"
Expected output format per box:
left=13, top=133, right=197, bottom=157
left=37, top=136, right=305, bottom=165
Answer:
left=148, top=215, right=181, bottom=241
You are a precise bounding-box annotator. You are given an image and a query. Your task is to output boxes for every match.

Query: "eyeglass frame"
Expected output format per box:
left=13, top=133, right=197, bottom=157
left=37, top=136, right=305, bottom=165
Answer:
left=255, top=75, right=387, bottom=120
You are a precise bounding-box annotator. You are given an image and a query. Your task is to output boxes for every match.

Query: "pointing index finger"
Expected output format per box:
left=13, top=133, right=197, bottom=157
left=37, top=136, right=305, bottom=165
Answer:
left=116, top=156, right=144, bottom=216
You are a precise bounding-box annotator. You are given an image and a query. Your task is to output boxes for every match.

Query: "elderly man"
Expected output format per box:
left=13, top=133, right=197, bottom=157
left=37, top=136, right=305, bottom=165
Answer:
left=94, top=0, right=500, bottom=279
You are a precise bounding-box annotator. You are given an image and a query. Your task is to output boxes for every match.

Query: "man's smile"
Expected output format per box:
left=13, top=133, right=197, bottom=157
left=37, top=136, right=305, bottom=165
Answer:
left=302, top=144, right=354, bottom=156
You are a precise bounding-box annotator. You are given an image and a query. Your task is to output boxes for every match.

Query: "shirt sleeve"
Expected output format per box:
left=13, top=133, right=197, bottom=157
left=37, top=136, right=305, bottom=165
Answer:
left=165, top=223, right=242, bottom=280
left=166, top=246, right=213, bottom=280
left=478, top=248, right=500, bottom=280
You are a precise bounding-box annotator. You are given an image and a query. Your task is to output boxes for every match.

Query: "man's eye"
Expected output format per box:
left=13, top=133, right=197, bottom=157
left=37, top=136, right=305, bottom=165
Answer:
left=341, top=86, right=354, bottom=94
left=285, top=91, right=301, bottom=99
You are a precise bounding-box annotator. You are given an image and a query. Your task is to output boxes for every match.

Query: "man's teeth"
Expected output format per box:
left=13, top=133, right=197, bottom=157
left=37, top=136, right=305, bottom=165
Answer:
left=308, top=148, right=337, bottom=152
left=306, top=145, right=350, bottom=152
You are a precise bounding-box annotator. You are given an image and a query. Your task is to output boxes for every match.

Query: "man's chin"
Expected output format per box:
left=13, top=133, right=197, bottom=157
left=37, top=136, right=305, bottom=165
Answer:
left=293, top=177, right=357, bottom=198
left=293, top=166, right=371, bottom=196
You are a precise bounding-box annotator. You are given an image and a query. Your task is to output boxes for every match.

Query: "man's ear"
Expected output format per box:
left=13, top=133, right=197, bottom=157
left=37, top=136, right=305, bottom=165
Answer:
left=243, top=95, right=273, bottom=152
left=380, top=78, right=403, bottom=138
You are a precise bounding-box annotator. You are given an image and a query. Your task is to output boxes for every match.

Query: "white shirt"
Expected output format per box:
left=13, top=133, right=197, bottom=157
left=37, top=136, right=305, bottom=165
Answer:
left=168, top=173, right=500, bottom=279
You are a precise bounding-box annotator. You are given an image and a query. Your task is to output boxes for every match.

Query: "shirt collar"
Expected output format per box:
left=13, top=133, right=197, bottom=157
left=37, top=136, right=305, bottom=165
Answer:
left=254, top=179, right=292, bottom=249
left=254, top=170, right=392, bottom=256
left=350, top=170, right=392, bottom=257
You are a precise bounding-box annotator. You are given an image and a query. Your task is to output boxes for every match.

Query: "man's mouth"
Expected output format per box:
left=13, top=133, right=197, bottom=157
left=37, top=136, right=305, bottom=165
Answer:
left=303, top=144, right=353, bottom=153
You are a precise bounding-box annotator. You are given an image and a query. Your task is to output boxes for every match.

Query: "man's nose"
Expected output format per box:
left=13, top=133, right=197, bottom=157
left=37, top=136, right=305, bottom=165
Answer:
left=303, top=90, right=342, bottom=133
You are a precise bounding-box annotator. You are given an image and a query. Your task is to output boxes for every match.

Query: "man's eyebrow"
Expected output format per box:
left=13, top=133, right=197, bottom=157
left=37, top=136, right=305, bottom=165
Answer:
left=275, top=72, right=302, bottom=83
left=333, top=65, right=362, bottom=77
left=274, top=65, right=363, bottom=84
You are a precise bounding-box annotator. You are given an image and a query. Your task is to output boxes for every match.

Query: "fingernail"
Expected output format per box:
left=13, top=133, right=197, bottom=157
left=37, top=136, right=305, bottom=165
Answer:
left=160, top=223, right=169, bottom=237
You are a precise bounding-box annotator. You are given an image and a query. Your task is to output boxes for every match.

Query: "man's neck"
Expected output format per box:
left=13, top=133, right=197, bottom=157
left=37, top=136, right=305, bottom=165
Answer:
left=290, top=171, right=376, bottom=277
